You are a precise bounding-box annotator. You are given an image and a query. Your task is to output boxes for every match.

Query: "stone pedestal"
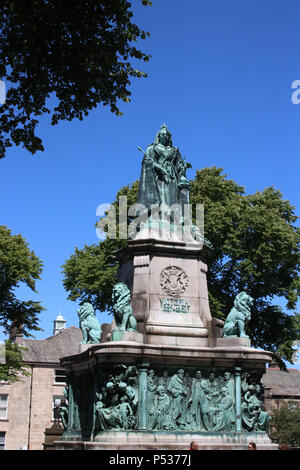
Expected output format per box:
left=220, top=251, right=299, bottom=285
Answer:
left=110, top=330, right=144, bottom=342
left=216, top=337, right=252, bottom=348
left=44, top=425, right=64, bottom=450
left=55, top=431, right=277, bottom=450
left=117, top=236, right=212, bottom=347
left=56, top=234, right=277, bottom=450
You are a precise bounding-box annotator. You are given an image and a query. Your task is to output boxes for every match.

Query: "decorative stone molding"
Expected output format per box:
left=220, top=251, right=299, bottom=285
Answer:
left=133, top=255, right=150, bottom=267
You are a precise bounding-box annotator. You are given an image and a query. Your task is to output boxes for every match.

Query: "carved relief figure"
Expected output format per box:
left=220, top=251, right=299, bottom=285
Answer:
left=149, top=385, right=173, bottom=430
left=241, top=382, right=270, bottom=432
left=252, top=385, right=270, bottom=432
left=157, top=369, right=170, bottom=389
left=146, top=369, right=157, bottom=425
left=94, top=365, right=138, bottom=434
left=241, top=372, right=251, bottom=393
left=207, top=372, right=220, bottom=408
left=167, top=369, right=188, bottom=429
left=223, top=371, right=235, bottom=403
left=125, top=377, right=138, bottom=413
left=118, top=396, right=134, bottom=430
left=212, top=387, right=235, bottom=431
left=189, top=370, right=210, bottom=431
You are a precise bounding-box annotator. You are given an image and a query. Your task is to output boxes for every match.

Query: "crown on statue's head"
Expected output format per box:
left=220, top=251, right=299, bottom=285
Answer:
left=154, top=123, right=173, bottom=145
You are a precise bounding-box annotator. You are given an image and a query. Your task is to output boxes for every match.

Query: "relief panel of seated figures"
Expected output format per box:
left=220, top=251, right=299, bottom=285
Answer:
left=63, top=365, right=269, bottom=436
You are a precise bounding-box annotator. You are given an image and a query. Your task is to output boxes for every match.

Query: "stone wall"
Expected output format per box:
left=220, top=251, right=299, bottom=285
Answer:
left=0, top=366, right=66, bottom=450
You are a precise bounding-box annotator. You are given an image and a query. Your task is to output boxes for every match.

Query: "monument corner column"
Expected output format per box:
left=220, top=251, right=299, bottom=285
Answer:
left=137, top=362, right=149, bottom=431
left=234, top=366, right=242, bottom=433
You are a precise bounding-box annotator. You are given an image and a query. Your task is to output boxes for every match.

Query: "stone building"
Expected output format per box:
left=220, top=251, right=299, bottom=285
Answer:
left=0, top=322, right=82, bottom=450
left=262, top=367, right=300, bottom=413
left=0, top=319, right=299, bottom=450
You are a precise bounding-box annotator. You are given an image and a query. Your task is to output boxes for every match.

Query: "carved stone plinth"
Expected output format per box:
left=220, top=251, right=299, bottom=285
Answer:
left=216, top=337, right=251, bottom=348
left=110, top=330, right=144, bottom=342
left=55, top=431, right=277, bottom=450
left=116, top=237, right=213, bottom=347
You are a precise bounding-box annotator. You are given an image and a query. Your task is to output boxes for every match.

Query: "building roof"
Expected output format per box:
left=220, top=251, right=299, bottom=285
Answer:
left=262, top=368, right=300, bottom=397
left=21, top=327, right=82, bottom=365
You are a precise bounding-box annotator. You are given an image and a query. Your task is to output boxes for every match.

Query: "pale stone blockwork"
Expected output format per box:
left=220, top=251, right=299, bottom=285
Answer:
left=0, top=367, right=66, bottom=450
left=0, top=327, right=82, bottom=450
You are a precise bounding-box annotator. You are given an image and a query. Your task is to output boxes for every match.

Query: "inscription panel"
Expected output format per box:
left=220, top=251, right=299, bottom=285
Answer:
left=159, top=297, right=191, bottom=313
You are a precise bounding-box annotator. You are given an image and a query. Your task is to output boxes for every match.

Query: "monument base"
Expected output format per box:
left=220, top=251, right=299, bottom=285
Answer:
left=55, top=431, right=277, bottom=450
left=110, top=330, right=144, bottom=342
left=57, top=340, right=275, bottom=451
left=216, top=337, right=251, bottom=348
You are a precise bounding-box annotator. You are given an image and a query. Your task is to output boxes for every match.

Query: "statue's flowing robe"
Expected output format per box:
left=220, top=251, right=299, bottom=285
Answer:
left=137, top=143, right=184, bottom=212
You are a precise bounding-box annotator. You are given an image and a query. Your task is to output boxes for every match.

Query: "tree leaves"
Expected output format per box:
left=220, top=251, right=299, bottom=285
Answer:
left=0, top=225, right=44, bottom=336
left=0, top=0, right=151, bottom=158
left=0, top=340, right=31, bottom=383
left=270, top=403, right=300, bottom=448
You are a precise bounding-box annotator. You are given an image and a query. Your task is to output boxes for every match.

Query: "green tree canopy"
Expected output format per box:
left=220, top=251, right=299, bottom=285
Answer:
left=270, top=403, right=300, bottom=448
left=62, top=168, right=300, bottom=367
left=0, top=0, right=151, bottom=159
left=0, top=340, right=31, bottom=383
left=0, top=225, right=44, bottom=337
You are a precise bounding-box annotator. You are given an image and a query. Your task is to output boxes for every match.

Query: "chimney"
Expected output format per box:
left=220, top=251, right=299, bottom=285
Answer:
left=9, top=323, right=24, bottom=345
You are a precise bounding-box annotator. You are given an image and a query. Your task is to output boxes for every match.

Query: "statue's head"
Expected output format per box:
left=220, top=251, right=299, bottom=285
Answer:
left=220, top=387, right=229, bottom=397
left=157, top=385, right=165, bottom=395
left=154, top=123, right=173, bottom=147
left=111, top=282, right=131, bottom=305
left=209, top=372, right=215, bottom=381
left=78, top=302, right=95, bottom=319
left=234, top=291, right=254, bottom=310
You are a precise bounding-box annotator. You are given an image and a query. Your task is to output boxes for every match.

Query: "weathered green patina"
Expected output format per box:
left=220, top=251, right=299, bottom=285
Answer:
left=61, top=364, right=269, bottom=440
left=77, top=302, right=101, bottom=344
left=110, top=282, right=137, bottom=340
left=58, top=127, right=273, bottom=449
left=137, top=124, right=191, bottom=214
left=222, top=292, right=254, bottom=338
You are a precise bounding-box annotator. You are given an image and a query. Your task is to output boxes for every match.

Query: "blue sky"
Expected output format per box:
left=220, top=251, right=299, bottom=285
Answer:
left=0, top=1, right=299, bottom=367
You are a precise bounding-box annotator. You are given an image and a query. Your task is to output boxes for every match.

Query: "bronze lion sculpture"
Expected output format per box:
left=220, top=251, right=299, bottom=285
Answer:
left=111, top=283, right=137, bottom=332
left=78, top=302, right=101, bottom=343
left=222, top=292, right=254, bottom=338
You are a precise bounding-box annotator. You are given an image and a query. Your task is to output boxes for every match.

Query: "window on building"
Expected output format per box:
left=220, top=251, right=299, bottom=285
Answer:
left=0, top=395, right=8, bottom=420
left=0, top=432, right=5, bottom=450
left=54, top=369, right=66, bottom=384
left=287, top=400, right=298, bottom=412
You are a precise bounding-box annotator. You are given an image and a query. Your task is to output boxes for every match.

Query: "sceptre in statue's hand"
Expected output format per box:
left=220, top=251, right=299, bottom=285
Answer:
left=138, top=146, right=170, bottom=179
